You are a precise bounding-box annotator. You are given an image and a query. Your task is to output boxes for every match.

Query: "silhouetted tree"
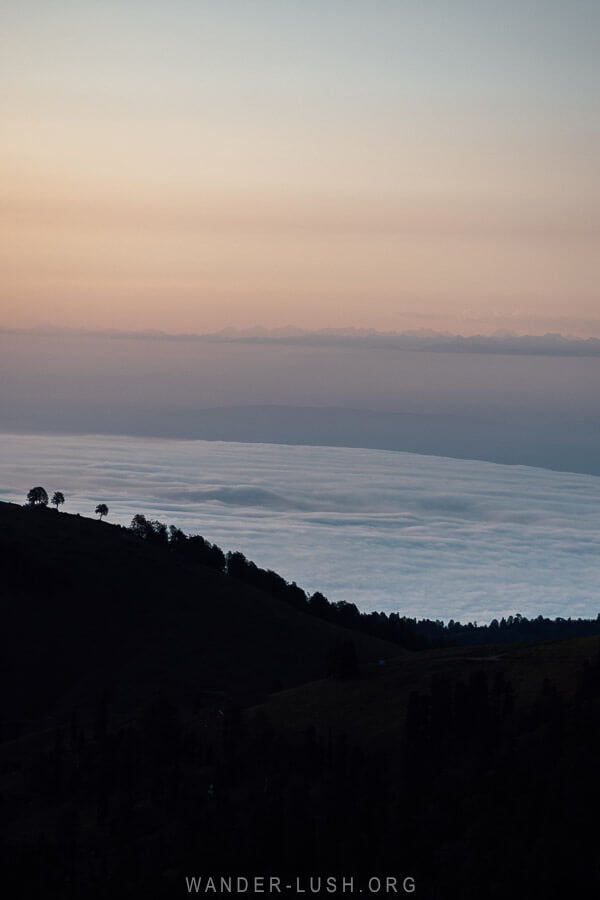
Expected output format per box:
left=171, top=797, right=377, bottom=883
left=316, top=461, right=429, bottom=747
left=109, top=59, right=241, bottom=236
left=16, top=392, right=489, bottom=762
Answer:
left=95, top=503, right=109, bottom=520
left=226, top=550, right=249, bottom=579
left=26, top=486, right=48, bottom=506
left=51, top=491, right=65, bottom=511
left=168, top=525, right=187, bottom=549
left=207, top=543, right=226, bottom=573
left=309, top=591, right=330, bottom=617
left=130, top=513, right=150, bottom=537
left=128, top=514, right=168, bottom=543
left=150, top=520, right=168, bottom=544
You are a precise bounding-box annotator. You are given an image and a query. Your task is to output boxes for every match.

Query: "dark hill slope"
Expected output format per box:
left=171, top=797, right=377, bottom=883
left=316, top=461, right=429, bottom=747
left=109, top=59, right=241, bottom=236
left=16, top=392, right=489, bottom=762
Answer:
left=2, top=503, right=600, bottom=897
left=233, top=636, right=600, bottom=899
left=253, top=634, right=600, bottom=746
left=0, top=501, right=400, bottom=727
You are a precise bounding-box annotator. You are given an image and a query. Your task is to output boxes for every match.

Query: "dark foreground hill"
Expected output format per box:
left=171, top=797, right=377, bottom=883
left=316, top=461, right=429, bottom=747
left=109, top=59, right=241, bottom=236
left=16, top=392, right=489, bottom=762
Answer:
left=0, top=501, right=400, bottom=723
left=1, top=500, right=600, bottom=898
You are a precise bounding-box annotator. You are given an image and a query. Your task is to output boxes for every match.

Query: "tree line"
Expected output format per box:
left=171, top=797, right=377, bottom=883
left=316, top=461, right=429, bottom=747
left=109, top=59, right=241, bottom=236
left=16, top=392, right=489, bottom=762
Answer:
left=22, top=489, right=600, bottom=651
left=126, top=513, right=600, bottom=651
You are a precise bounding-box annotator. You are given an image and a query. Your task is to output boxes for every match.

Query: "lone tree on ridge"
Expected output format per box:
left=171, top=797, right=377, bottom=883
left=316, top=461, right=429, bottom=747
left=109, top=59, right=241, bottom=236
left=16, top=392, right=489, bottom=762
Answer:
left=95, top=503, right=109, bottom=521
left=51, top=491, right=65, bottom=511
left=26, top=486, right=48, bottom=507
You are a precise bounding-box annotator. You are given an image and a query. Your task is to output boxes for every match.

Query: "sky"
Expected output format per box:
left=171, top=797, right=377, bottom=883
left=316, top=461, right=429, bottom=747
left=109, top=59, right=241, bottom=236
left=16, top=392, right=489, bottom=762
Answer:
left=2, top=1, right=599, bottom=335
left=2, top=433, right=600, bottom=621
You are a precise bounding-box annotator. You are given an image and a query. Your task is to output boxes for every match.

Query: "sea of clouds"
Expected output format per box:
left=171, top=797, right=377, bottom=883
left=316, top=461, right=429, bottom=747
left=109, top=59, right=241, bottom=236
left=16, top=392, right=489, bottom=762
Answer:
left=1, top=432, right=599, bottom=623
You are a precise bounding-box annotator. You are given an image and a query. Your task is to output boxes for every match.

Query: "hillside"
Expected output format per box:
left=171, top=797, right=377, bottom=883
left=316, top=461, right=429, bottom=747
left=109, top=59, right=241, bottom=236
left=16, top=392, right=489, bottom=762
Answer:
left=1, top=500, right=599, bottom=897
left=0, top=500, right=400, bottom=726
left=254, top=635, right=600, bottom=742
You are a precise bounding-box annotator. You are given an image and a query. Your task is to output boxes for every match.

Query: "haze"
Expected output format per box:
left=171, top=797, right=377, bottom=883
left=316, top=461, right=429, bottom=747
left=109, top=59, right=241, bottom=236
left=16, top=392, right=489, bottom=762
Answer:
left=2, top=329, right=600, bottom=476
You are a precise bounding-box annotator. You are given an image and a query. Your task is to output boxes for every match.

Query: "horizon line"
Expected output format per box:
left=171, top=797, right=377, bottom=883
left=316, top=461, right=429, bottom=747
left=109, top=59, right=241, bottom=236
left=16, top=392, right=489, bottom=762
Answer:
left=3, top=323, right=600, bottom=357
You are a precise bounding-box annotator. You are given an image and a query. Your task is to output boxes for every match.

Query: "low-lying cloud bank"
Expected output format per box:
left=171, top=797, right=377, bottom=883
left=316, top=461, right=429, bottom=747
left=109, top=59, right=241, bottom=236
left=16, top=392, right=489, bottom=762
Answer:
left=1, top=433, right=599, bottom=623
left=4, top=325, right=600, bottom=357
left=206, top=327, right=600, bottom=358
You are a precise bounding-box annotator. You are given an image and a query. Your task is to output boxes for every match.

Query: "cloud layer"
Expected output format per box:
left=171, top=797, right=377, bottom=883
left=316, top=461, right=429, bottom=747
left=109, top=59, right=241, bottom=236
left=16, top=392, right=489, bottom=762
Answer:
left=2, top=433, right=599, bottom=623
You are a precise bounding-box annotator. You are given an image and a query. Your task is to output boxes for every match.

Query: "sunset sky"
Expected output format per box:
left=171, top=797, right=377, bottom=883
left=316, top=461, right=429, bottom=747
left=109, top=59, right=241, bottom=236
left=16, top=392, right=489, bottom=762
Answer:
left=2, top=1, right=599, bottom=335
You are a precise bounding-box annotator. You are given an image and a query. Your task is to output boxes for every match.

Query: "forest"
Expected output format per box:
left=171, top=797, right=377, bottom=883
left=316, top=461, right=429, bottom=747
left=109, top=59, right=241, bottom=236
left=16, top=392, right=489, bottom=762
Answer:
left=1, top=498, right=599, bottom=897
left=130, top=511, right=600, bottom=650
